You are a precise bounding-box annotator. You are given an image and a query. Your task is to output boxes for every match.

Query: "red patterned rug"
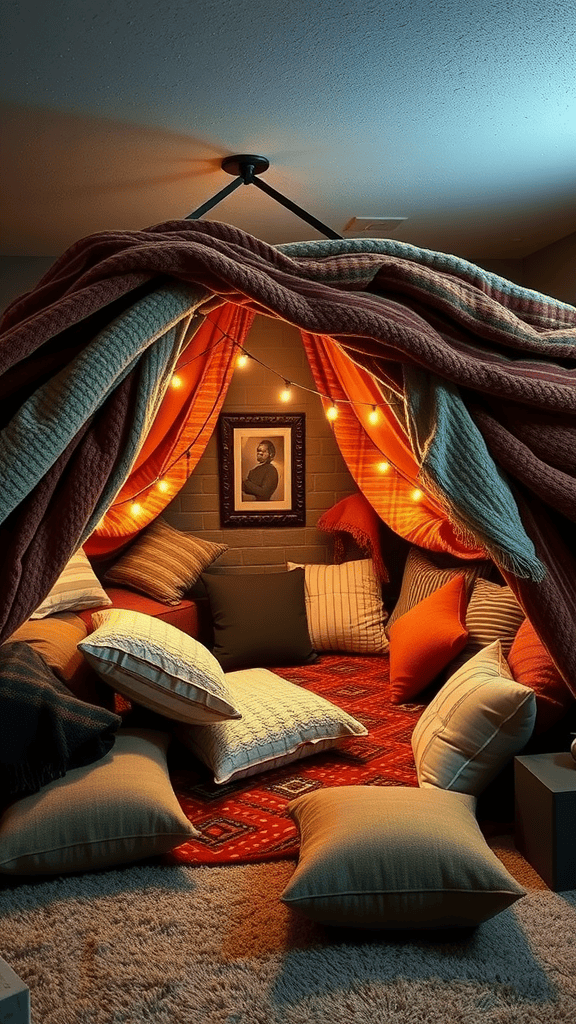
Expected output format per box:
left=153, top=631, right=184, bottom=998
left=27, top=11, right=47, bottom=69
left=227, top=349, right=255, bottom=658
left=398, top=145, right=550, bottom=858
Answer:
left=166, top=653, right=425, bottom=866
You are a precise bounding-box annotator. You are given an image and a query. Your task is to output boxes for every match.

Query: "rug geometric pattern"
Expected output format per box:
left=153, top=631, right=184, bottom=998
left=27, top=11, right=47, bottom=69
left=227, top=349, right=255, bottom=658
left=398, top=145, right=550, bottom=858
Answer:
left=166, top=653, right=425, bottom=866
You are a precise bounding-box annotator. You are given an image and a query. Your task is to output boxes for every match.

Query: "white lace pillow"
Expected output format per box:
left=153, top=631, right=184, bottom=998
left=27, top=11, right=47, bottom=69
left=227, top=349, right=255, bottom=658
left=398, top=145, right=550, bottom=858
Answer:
left=30, top=547, right=112, bottom=619
left=287, top=559, right=388, bottom=654
left=412, top=640, right=536, bottom=795
left=79, top=608, right=240, bottom=724
left=175, top=667, right=368, bottom=783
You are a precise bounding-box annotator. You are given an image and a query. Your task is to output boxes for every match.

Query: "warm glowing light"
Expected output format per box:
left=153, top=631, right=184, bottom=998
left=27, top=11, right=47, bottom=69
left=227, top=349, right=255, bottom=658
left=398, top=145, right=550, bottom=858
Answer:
left=412, top=488, right=423, bottom=501
left=170, top=374, right=183, bottom=389
left=326, top=403, right=338, bottom=421
left=236, top=352, right=249, bottom=368
left=368, top=405, right=379, bottom=425
left=130, top=502, right=143, bottom=516
left=280, top=380, right=293, bottom=402
left=377, top=460, right=390, bottom=473
left=156, top=478, right=170, bottom=493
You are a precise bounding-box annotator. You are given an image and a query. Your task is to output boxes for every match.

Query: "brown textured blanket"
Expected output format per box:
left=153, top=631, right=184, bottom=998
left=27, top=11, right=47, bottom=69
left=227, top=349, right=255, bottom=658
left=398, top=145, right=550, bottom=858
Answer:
left=0, top=220, right=575, bottom=692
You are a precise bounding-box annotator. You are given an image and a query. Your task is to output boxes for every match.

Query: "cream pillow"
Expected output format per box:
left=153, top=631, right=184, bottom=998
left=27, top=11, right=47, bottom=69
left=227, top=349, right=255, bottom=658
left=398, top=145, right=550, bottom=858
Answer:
left=30, top=547, right=112, bottom=619
left=412, top=641, right=536, bottom=795
left=79, top=608, right=240, bottom=724
left=175, top=666, right=367, bottom=784
left=0, top=730, right=198, bottom=876
left=445, top=578, right=526, bottom=674
left=282, top=786, right=525, bottom=929
left=104, top=518, right=228, bottom=604
left=287, top=559, right=388, bottom=654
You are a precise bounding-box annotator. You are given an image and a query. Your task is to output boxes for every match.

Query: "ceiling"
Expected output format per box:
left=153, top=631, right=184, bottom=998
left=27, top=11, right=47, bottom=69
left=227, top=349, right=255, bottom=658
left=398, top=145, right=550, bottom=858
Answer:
left=1, top=0, right=576, bottom=262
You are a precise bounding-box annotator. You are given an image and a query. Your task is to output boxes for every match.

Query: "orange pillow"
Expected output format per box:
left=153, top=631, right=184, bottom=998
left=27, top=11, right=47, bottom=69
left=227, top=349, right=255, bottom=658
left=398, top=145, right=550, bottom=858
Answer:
left=388, top=575, right=469, bottom=704
left=507, top=618, right=574, bottom=735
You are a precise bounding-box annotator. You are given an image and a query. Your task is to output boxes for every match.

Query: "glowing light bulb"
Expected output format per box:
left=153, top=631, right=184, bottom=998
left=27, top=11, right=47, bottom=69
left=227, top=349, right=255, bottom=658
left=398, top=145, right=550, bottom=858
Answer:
left=326, top=403, right=338, bottom=421
left=280, top=381, right=293, bottom=403
left=412, top=488, right=423, bottom=501
left=236, top=352, right=249, bottom=368
left=377, top=460, right=390, bottom=474
left=368, top=405, right=379, bottom=425
left=157, top=478, right=170, bottom=493
left=131, top=502, right=143, bottom=517
left=170, top=374, right=183, bottom=389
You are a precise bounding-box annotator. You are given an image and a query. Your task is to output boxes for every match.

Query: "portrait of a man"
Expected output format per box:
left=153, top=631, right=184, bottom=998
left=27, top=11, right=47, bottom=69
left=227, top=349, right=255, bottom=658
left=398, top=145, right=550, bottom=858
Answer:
left=242, top=438, right=279, bottom=501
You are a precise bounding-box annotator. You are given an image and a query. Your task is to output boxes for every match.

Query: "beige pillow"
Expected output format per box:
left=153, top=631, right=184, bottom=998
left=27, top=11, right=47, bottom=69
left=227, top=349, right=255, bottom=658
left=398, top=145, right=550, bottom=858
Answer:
left=79, top=608, right=241, bottom=724
left=412, top=641, right=536, bottom=795
left=4, top=612, right=88, bottom=683
left=0, top=730, right=198, bottom=876
left=287, top=559, right=388, bottom=654
left=386, top=546, right=491, bottom=636
left=30, top=547, right=112, bottom=619
left=104, top=518, right=228, bottom=605
left=446, top=578, right=526, bottom=674
left=282, top=786, right=525, bottom=929
left=175, top=666, right=367, bottom=784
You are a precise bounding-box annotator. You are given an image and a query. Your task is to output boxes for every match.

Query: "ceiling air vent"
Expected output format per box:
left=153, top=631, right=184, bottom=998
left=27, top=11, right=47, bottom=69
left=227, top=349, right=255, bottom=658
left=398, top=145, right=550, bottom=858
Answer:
left=343, top=217, right=407, bottom=237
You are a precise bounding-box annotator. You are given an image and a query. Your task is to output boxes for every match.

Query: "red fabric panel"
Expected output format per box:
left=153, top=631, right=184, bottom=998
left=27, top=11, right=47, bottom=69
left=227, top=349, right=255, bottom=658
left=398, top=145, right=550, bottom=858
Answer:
left=300, top=330, right=487, bottom=559
left=85, top=303, right=254, bottom=558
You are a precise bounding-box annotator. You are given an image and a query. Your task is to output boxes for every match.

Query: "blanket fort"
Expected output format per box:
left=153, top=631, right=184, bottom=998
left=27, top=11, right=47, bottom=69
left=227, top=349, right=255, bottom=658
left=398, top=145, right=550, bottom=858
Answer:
left=0, top=220, right=575, bottom=693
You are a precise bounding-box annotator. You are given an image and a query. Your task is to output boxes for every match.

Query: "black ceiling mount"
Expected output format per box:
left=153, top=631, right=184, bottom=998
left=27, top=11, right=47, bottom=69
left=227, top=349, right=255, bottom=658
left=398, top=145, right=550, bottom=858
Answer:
left=186, top=154, right=342, bottom=240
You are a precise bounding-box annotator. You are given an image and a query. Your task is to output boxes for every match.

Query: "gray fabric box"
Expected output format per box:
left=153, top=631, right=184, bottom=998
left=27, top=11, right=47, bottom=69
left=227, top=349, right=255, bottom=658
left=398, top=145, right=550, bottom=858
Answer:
left=0, top=956, right=30, bottom=1024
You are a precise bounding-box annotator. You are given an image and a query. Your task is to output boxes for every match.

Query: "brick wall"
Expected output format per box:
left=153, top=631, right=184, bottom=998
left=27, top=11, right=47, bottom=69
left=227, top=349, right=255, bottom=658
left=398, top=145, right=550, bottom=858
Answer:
left=162, top=314, right=358, bottom=572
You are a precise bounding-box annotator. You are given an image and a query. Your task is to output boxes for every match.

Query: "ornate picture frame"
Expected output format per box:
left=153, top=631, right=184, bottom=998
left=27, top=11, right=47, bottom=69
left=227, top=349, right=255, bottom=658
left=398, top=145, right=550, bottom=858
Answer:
left=218, top=412, right=306, bottom=527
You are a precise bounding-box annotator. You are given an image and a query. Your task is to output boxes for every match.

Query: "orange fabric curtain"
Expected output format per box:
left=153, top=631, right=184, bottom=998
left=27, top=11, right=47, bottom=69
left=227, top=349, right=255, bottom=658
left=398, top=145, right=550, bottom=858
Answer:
left=85, top=303, right=254, bottom=558
left=300, top=331, right=488, bottom=559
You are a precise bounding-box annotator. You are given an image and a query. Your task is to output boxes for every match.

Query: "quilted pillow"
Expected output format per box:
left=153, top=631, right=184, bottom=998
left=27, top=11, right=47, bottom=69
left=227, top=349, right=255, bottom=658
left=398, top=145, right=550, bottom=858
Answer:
left=201, top=569, right=316, bottom=671
left=281, top=786, right=525, bottom=929
left=30, top=547, right=112, bottom=619
left=287, top=559, right=388, bottom=654
left=386, top=546, right=491, bottom=636
left=174, top=666, right=367, bottom=784
left=412, top=640, right=536, bottom=795
left=507, top=617, right=575, bottom=734
left=445, top=577, right=526, bottom=675
left=0, top=729, right=198, bottom=875
left=104, top=518, right=228, bottom=605
left=78, top=608, right=240, bottom=724
left=387, top=575, right=469, bottom=703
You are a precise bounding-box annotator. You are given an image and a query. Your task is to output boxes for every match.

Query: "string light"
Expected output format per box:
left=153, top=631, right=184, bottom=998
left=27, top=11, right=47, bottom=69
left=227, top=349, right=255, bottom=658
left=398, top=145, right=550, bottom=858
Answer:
left=100, top=319, right=425, bottom=523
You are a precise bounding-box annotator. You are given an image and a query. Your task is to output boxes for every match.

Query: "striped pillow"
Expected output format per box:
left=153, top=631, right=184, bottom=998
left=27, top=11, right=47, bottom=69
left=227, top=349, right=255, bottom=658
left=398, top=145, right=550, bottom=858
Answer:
left=412, top=640, right=536, bottom=795
left=104, top=518, right=228, bottom=605
left=446, top=578, right=525, bottom=675
left=287, top=559, right=388, bottom=654
left=30, top=548, right=112, bottom=619
left=386, top=547, right=491, bottom=637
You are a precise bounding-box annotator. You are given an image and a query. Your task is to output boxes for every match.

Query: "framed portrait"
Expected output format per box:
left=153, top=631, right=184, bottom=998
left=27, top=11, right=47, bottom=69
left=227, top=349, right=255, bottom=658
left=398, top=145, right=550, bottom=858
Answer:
left=218, top=413, right=306, bottom=527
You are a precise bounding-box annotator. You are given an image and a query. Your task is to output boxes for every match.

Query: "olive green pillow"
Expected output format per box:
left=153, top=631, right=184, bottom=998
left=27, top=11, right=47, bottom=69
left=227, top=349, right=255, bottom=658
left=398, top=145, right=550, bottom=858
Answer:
left=282, top=786, right=525, bottom=929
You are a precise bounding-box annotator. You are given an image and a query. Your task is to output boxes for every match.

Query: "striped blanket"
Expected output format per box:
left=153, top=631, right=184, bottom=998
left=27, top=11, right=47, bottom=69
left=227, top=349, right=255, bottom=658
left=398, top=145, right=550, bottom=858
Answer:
left=0, top=220, right=575, bottom=692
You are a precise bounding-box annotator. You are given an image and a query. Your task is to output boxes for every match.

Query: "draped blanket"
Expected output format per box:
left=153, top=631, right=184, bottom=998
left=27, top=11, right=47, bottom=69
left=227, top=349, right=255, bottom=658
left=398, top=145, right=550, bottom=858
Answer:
left=0, top=642, right=121, bottom=799
left=0, top=220, right=575, bottom=693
